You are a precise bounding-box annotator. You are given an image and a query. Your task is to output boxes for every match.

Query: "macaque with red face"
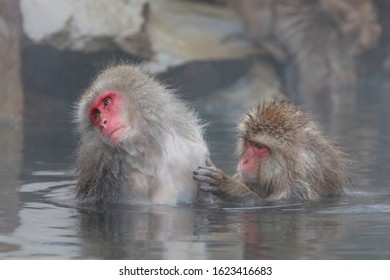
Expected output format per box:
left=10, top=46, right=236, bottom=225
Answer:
left=75, top=65, right=209, bottom=205
left=193, top=101, right=351, bottom=204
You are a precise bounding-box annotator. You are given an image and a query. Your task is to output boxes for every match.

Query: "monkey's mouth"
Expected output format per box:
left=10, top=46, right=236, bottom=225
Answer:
left=106, top=126, right=128, bottom=142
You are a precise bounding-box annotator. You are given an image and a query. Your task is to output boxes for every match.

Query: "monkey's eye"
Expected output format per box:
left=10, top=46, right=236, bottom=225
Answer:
left=103, top=97, right=112, bottom=106
left=93, top=110, right=100, bottom=119
left=253, top=142, right=265, bottom=149
left=248, top=140, right=265, bottom=150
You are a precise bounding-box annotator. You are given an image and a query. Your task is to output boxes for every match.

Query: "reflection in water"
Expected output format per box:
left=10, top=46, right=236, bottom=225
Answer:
left=1, top=178, right=390, bottom=259
left=77, top=205, right=215, bottom=259
left=0, top=124, right=23, bottom=236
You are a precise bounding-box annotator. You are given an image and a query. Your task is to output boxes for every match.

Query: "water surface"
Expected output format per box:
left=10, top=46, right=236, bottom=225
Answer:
left=0, top=76, right=390, bottom=259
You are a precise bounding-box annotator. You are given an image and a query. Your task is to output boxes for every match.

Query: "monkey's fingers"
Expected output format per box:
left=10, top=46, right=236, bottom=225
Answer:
left=193, top=167, right=223, bottom=182
left=199, top=184, right=221, bottom=194
left=195, top=166, right=220, bottom=175
left=192, top=173, right=217, bottom=186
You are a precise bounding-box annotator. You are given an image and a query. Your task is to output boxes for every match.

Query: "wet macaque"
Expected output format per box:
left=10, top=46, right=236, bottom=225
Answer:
left=193, top=101, right=351, bottom=204
left=75, top=65, right=209, bottom=205
left=228, top=0, right=381, bottom=109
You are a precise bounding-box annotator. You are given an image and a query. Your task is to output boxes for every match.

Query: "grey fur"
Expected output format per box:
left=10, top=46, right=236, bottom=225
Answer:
left=75, top=64, right=209, bottom=205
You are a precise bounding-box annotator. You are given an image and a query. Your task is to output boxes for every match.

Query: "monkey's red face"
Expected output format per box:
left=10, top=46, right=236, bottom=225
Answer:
left=239, top=140, right=270, bottom=181
left=89, top=92, right=128, bottom=143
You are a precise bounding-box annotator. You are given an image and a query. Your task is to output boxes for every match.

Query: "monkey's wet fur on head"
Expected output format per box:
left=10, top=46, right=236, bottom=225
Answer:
left=74, top=64, right=209, bottom=205
left=194, top=101, right=351, bottom=205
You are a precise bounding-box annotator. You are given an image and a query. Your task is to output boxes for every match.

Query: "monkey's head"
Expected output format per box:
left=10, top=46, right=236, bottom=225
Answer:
left=75, top=65, right=171, bottom=147
left=237, top=101, right=317, bottom=195
left=86, top=91, right=129, bottom=143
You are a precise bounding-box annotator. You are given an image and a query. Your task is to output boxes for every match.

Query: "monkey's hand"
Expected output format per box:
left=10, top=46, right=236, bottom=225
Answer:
left=193, top=166, right=261, bottom=204
left=193, top=166, right=227, bottom=194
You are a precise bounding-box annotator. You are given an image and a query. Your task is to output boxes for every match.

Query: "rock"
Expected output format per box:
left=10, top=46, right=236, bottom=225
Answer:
left=0, top=0, right=23, bottom=123
left=20, top=0, right=258, bottom=71
left=145, top=0, right=258, bottom=72
left=20, top=0, right=152, bottom=56
left=0, top=1, right=23, bottom=228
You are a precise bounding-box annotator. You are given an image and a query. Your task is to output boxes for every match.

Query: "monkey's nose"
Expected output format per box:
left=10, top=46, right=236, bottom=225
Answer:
left=99, top=118, right=107, bottom=129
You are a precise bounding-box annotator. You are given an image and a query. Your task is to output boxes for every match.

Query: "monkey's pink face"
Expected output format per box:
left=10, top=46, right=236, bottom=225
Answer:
left=239, top=140, right=270, bottom=181
left=89, top=92, right=128, bottom=143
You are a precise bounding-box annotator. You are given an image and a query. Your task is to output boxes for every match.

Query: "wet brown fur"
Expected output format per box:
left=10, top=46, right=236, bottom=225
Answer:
left=194, top=101, right=351, bottom=204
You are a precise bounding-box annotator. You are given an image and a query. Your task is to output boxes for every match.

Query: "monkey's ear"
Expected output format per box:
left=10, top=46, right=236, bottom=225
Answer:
left=321, top=0, right=362, bottom=36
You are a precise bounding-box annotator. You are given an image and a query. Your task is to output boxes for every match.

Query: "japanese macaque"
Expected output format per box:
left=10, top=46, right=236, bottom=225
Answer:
left=74, top=65, right=209, bottom=205
left=193, top=101, right=351, bottom=204
left=228, top=0, right=381, bottom=114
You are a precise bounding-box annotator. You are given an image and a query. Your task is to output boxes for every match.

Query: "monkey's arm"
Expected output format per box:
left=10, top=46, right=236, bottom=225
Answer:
left=193, top=166, right=263, bottom=205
